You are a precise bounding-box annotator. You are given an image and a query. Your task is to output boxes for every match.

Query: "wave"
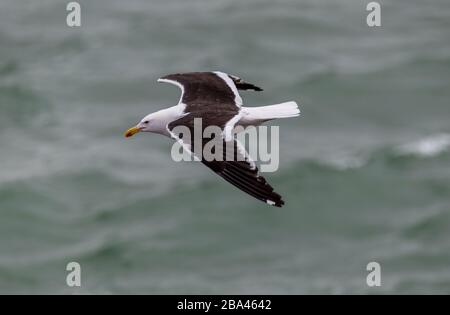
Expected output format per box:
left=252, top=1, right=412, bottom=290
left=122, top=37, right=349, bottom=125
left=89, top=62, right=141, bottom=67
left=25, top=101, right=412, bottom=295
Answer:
left=395, top=133, right=450, bottom=158
left=302, top=133, right=450, bottom=173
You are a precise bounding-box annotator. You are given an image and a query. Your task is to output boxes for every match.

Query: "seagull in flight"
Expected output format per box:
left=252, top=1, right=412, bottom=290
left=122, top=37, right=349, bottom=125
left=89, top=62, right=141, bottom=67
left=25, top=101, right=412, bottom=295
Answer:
left=125, top=71, right=300, bottom=207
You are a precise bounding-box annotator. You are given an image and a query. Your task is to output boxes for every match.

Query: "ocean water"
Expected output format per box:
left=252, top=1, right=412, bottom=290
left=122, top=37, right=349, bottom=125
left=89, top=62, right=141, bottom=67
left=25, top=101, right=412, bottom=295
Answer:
left=1, top=0, right=450, bottom=294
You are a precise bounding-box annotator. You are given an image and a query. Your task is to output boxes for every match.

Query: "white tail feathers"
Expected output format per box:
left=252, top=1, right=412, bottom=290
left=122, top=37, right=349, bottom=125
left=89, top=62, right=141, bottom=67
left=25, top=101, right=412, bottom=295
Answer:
left=243, top=101, right=300, bottom=122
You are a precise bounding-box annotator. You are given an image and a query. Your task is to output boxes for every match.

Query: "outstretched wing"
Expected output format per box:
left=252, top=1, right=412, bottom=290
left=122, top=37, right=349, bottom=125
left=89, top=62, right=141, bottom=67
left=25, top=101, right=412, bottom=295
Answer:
left=158, top=71, right=243, bottom=110
left=158, top=71, right=263, bottom=110
left=167, top=116, right=284, bottom=207
left=202, top=139, right=284, bottom=207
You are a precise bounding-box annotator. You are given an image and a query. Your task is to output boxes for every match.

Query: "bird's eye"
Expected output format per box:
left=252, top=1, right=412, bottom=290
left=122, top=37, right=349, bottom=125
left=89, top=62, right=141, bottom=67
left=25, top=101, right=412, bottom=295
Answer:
left=144, top=121, right=149, bottom=124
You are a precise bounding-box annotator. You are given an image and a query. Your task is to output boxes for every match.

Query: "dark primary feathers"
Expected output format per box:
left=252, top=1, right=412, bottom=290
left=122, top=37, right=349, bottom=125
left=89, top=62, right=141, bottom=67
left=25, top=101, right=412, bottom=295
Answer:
left=168, top=121, right=285, bottom=207
left=229, top=74, right=264, bottom=91
left=202, top=140, right=284, bottom=207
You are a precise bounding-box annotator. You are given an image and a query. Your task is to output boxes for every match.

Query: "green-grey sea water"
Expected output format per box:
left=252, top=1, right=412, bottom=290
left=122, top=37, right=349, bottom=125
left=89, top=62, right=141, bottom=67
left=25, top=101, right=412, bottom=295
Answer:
left=1, top=0, right=450, bottom=294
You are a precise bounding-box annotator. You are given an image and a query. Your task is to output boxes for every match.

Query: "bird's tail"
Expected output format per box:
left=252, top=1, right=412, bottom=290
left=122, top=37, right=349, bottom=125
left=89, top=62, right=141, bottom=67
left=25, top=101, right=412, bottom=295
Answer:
left=245, top=101, right=300, bottom=121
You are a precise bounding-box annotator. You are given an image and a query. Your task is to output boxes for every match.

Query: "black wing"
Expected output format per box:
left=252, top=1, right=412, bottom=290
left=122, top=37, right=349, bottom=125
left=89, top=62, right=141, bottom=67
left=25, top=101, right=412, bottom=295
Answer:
left=202, top=140, right=284, bottom=207
left=158, top=72, right=242, bottom=111
left=168, top=117, right=284, bottom=207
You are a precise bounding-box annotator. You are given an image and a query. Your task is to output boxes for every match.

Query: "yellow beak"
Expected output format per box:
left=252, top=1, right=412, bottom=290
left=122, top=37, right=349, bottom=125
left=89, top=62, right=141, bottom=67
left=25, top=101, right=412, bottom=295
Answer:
left=124, top=126, right=141, bottom=138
